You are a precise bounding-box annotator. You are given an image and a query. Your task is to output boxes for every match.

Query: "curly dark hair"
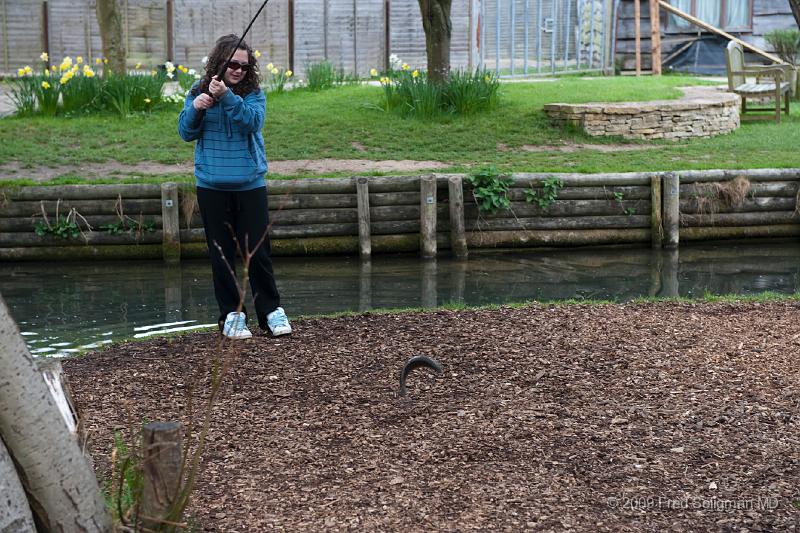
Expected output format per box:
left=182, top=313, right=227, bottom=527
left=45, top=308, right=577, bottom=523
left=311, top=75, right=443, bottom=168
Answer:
left=193, top=34, right=261, bottom=97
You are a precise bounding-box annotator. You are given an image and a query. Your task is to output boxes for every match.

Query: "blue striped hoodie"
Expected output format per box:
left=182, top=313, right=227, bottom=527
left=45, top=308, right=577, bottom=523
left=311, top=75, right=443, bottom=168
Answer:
left=178, top=82, right=268, bottom=191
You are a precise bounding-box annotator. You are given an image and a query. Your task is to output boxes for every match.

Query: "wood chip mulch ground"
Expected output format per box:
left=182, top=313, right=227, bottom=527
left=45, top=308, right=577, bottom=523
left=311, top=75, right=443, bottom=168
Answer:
left=63, top=301, right=800, bottom=532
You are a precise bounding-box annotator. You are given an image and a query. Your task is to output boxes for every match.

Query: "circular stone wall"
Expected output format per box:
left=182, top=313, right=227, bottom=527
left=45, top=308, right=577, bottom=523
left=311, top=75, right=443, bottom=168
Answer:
left=543, top=86, right=740, bottom=141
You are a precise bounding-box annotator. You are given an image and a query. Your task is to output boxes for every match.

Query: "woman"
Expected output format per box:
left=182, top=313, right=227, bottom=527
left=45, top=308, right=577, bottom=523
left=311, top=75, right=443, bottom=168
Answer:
left=178, top=34, right=291, bottom=339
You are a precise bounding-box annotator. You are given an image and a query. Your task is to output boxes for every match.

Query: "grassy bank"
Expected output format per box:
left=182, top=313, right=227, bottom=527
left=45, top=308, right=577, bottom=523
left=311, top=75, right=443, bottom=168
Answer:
left=2, top=75, right=799, bottom=186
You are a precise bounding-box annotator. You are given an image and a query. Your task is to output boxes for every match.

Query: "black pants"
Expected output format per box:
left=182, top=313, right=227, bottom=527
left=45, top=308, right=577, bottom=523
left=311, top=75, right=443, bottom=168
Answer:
left=196, top=186, right=280, bottom=330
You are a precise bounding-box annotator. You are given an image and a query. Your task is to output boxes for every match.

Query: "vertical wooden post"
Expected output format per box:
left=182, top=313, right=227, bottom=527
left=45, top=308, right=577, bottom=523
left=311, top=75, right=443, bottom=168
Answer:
left=42, top=1, right=50, bottom=65
left=1, top=0, right=8, bottom=73
left=165, top=0, right=174, bottom=63
left=161, top=182, right=180, bottom=264
left=420, top=175, right=437, bottom=258
left=650, top=174, right=663, bottom=249
left=448, top=175, right=468, bottom=258
left=356, top=177, right=371, bottom=259
left=288, top=0, right=295, bottom=72
left=359, top=259, right=372, bottom=311
left=421, top=259, right=437, bottom=308
left=141, top=421, right=182, bottom=530
left=634, top=0, right=641, bottom=76
left=662, top=172, right=679, bottom=249
left=660, top=249, right=680, bottom=298
left=385, top=0, right=391, bottom=71
left=649, top=0, right=661, bottom=74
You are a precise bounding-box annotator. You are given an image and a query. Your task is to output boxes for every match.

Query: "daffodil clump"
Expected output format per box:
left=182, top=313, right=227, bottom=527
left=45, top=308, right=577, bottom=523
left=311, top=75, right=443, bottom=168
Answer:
left=9, top=53, right=175, bottom=117
left=370, top=55, right=500, bottom=119
left=264, top=61, right=293, bottom=93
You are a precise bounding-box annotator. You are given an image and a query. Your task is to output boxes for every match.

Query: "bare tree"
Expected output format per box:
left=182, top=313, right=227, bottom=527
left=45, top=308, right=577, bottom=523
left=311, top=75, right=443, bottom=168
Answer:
left=96, top=0, right=127, bottom=75
left=0, top=295, right=111, bottom=531
left=791, top=0, right=800, bottom=28
left=418, top=0, right=453, bottom=83
left=0, top=437, right=35, bottom=531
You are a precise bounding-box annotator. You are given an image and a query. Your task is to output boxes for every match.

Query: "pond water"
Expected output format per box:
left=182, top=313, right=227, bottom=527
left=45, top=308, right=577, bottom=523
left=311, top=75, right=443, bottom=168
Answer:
left=2, top=240, right=800, bottom=357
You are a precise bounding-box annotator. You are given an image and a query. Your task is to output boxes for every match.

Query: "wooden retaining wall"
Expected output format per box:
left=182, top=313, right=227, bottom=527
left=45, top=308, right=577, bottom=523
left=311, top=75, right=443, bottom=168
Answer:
left=0, top=169, right=798, bottom=261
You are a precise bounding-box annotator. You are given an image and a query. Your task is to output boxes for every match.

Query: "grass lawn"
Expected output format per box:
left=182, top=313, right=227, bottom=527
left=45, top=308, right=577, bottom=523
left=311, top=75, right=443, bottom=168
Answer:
left=2, top=75, right=799, bottom=185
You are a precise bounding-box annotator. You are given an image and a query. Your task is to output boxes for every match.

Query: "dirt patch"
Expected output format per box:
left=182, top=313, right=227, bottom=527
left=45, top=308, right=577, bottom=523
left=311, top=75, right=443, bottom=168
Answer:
left=0, top=159, right=451, bottom=182
left=519, top=143, right=661, bottom=153
left=63, top=301, right=800, bottom=531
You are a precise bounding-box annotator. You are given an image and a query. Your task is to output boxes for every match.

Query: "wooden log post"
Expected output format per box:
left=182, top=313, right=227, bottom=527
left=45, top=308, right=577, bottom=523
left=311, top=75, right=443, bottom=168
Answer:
left=662, top=172, right=680, bottom=249
left=141, top=421, right=183, bottom=530
left=650, top=174, right=663, bottom=248
left=634, top=0, right=642, bottom=76
left=660, top=248, right=680, bottom=298
left=359, top=259, right=372, bottom=311
left=649, top=0, right=661, bottom=75
left=420, top=175, right=437, bottom=258
left=356, top=177, right=372, bottom=259
left=421, top=259, right=437, bottom=308
left=161, top=182, right=181, bottom=264
left=448, top=175, right=468, bottom=258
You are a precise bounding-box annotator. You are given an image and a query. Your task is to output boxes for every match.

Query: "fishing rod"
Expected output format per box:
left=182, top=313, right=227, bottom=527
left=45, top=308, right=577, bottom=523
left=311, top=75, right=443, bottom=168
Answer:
left=207, top=0, right=272, bottom=91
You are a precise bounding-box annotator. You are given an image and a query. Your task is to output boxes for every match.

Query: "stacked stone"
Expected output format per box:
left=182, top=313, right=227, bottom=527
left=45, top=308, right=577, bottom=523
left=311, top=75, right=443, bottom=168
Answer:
left=543, top=87, right=741, bottom=141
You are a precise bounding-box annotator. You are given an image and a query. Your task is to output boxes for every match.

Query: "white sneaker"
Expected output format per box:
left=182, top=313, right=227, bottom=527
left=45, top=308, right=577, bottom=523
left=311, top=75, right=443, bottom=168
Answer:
left=266, top=307, right=292, bottom=336
left=222, top=311, right=252, bottom=339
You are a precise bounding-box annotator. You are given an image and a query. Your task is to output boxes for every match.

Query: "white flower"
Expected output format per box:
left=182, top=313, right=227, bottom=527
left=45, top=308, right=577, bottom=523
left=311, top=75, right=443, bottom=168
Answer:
left=166, top=71, right=174, bottom=79
left=194, top=74, right=201, bottom=79
left=164, top=61, right=175, bottom=72
left=201, top=56, right=208, bottom=65
left=389, top=53, right=402, bottom=70
left=188, top=68, right=196, bottom=75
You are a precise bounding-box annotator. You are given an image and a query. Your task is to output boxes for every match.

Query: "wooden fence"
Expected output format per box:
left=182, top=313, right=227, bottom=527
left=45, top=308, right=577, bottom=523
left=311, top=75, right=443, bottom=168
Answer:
left=0, top=0, right=475, bottom=78
left=1, top=169, right=798, bottom=262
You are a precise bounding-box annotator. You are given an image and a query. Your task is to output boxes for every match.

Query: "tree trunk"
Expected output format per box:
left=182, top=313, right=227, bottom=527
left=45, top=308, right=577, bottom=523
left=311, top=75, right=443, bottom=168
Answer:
left=0, top=295, right=111, bottom=532
left=790, top=0, right=800, bottom=27
left=417, top=0, right=452, bottom=83
left=0, top=436, right=36, bottom=532
left=95, top=0, right=127, bottom=75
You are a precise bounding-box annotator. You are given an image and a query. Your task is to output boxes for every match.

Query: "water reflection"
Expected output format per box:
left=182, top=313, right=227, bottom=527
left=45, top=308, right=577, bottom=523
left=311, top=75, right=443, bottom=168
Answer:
left=2, top=240, right=800, bottom=356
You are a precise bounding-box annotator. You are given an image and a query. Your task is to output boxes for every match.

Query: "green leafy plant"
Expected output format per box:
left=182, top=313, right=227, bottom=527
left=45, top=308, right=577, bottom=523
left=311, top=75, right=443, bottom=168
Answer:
left=525, top=176, right=564, bottom=209
left=265, top=63, right=294, bottom=93
left=32, top=199, right=92, bottom=241
left=764, top=29, right=800, bottom=65
left=466, top=166, right=514, bottom=214
left=105, top=431, right=144, bottom=524
left=305, top=60, right=352, bottom=91
left=376, top=67, right=500, bottom=120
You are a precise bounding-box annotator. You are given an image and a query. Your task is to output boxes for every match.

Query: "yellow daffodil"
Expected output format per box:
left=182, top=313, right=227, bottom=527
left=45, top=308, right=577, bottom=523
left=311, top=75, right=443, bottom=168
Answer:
left=271, top=67, right=279, bottom=75
left=412, top=69, right=419, bottom=78
left=144, top=98, right=151, bottom=104
left=17, top=68, right=24, bottom=76
left=103, top=58, right=108, bottom=64
left=380, top=76, right=390, bottom=85
left=83, top=66, right=95, bottom=78
left=254, top=50, right=262, bottom=58
left=60, top=57, right=72, bottom=71
left=266, top=63, right=274, bottom=70
left=150, top=70, right=157, bottom=76
left=41, top=81, right=50, bottom=89
left=402, top=63, right=409, bottom=70
left=370, top=68, right=378, bottom=77
left=96, top=57, right=102, bottom=64
left=71, top=65, right=79, bottom=73
left=164, top=61, right=175, bottom=72
left=76, top=56, right=83, bottom=64
left=59, top=71, right=74, bottom=85
left=51, top=65, right=57, bottom=72
left=285, top=70, right=293, bottom=77
left=40, top=52, right=49, bottom=62
left=179, top=65, right=188, bottom=73
left=135, top=62, right=142, bottom=69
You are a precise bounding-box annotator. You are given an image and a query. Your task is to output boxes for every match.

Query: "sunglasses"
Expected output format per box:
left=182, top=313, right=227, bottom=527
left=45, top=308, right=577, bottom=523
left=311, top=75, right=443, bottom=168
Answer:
left=225, top=61, right=251, bottom=72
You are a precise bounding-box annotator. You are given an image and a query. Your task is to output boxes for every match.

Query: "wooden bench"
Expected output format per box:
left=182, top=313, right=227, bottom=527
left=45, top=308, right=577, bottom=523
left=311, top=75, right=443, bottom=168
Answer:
left=725, top=40, right=792, bottom=123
